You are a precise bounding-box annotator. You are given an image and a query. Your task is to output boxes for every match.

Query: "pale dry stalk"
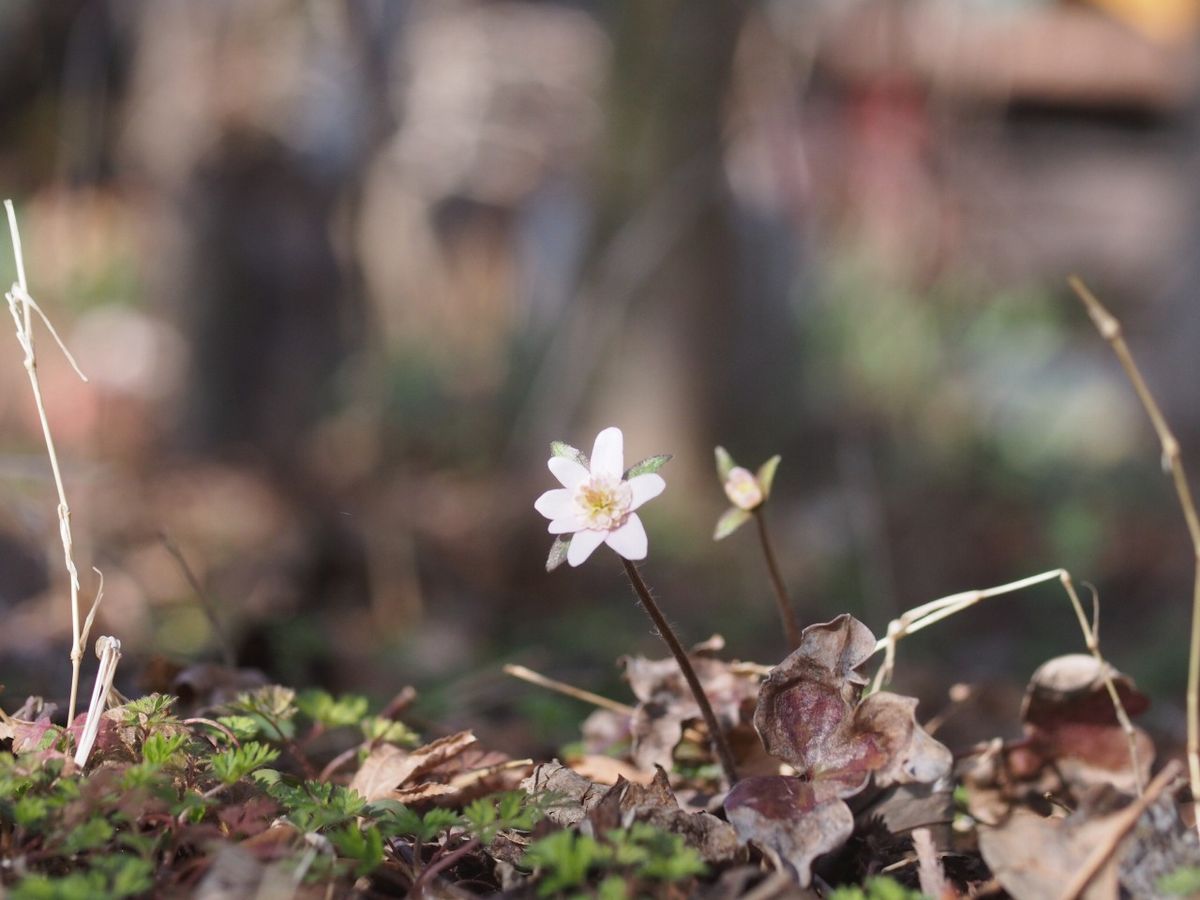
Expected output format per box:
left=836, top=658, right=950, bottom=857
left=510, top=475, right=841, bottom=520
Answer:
left=4, top=199, right=93, bottom=723
left=1057, top=571, right=1144, bottom=791
left=1069, top=277, right=1200, bottom=822
left=871, top=569, right=1066, bottom=692
left=871, top=567, right=1144, bottom=791
left=503, top=664, right=635, bottom=716
left=72, top=635, right=122, bottom=768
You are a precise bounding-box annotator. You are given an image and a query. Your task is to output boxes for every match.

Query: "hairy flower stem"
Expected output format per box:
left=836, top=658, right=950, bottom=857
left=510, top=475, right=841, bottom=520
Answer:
left=621, top=558, right=739, bottom=785
left=753, top=509, right=801, bottom=651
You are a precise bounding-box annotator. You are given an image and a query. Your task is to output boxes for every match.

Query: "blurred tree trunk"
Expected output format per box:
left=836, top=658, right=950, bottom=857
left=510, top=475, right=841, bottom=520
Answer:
left=591, top=0, right=751, bottom=478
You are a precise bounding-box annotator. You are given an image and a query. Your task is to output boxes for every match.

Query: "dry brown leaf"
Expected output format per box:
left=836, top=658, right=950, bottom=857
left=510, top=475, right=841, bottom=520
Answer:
left=1021, top=655, right=1153, bottom=793
left=588, top=769, right=742, bottom=865
left=522, top=761, right=610, bottom=827
left=623, top=652, right=760, bottom=771
left=348, top=730, right=476, bottom=801
left=979, top=807, right=1120, bottom=900
left=724, top=775, right=854, bottom=887
left=568, top=753, right=656, bottom=786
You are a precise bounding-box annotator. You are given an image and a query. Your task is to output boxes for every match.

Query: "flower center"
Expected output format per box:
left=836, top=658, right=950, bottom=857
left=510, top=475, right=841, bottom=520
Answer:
left=574, top=474, right=633, bottom=530
left=724, top=467, right=764, bottom=510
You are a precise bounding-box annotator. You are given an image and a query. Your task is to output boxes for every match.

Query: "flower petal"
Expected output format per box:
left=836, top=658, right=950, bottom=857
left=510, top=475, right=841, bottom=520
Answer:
left=548, top=456, right=589, bottom=488
left=548, top=516, right=584, bottom=534
left=590, top=427, right=624, bottom=478
left=567, top=528, right=607, bottom=566
left=605, top=513, right=647, bottom=560
left=627, top=473, right=665, bottom=511
left=534, top=488, right=575, bottom=521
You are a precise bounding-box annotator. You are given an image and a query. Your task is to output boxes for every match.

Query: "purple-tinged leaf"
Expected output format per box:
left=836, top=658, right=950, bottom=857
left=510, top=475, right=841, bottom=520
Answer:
left=725, top=775, right=853, bottom=887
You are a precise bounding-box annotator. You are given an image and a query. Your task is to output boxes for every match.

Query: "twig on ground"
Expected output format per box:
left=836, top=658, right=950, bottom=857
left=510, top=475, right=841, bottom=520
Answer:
left=1058, top=759, right=1183, bottom=900
left=3, top=198, right=94, bottom=724
left=1069, top=276, right=1200, bottom=825
left=503, top=664, right=635, bottom=717
left=411, top=837, right=481, bottom=895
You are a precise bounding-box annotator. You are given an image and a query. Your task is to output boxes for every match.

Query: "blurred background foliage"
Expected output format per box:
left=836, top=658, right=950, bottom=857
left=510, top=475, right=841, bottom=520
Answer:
left=1, top=0, right=1199, bottom=758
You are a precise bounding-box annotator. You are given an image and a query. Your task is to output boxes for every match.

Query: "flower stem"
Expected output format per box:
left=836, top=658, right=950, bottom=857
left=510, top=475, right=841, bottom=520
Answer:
left=753, top=508, right=801, bottom=651
left=620, top=558, right=739, bottom=786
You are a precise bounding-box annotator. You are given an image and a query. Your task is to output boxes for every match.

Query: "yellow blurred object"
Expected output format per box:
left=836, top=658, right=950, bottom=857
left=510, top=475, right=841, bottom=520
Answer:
left=1083, top=0, right=1200, bottom=44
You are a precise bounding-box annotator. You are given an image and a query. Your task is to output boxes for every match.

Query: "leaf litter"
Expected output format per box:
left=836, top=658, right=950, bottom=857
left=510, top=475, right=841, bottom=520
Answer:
left=4, top=281, right=1200, bottom=897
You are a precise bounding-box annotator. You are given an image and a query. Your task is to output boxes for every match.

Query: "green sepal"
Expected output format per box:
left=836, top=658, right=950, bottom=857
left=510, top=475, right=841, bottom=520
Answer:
left=713, top=506, right=752, bottom=541
left=756, top=455, right=782, bottom=499
left=546, top=535, right=571, bottom=572
left=624, top=454, right=672, bottom=479
left=715, top=446, right=736, bottom=482
left=551, top=441, right=589, bottom=468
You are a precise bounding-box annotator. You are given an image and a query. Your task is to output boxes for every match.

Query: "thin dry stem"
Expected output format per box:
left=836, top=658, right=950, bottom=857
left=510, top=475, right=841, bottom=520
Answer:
left=1058, top=571, right=1144, bottom=792
left=622, top=558, right=739, bottom=785
left=1069, top=276, right=1200, bottom=820
left=870, top=569, right=1066, bottom=692
left=872, top=567, right=1143, bottom=791
left=503, top=664, right=635, bottom=717
left=4, top=199, right=92, bottom=723
left=753, top=508, right=801, bottom=650
left=1058, top=759, right=1183, bottom=900
left=912, top=827, right=950, bottom=900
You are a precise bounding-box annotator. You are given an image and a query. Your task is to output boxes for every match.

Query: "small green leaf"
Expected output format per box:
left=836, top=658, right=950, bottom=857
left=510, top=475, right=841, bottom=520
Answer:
left=713, top=507, right=752, bottom=541
left=297, top=690, right=370, bottom=728
left=546, top=536, right=571, bottom=572
left=63, top=817, right=114, bottom=853
left=756, top=455, right=782, bottom=498
left=715, top=446, right=736, bottom=481
left=623, top=454, right=671, bottom=479
left=210, top=741, right=280, bottom=785
left=550, top=441, right=589, bottom=468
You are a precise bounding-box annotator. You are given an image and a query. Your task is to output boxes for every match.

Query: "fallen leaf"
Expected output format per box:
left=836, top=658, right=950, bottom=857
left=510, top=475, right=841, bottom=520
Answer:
left=588, top=769, right=741, bottom=865
left=349, top=730, right=476, bottom=801
left=724, top=775, right=854, bottom=887
left=979, top=807, right=1120, bottom=900
left=568, top=753, right=656, bottom=786
left=1020, top=655, right=1153, bottom=793
left=522, top=761, right=610, bottom=827
left=623, top=651, right=759, bottom=772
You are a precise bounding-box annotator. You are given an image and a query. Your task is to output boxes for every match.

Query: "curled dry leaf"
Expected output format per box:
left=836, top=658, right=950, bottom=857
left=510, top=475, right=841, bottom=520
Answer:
left=348, top=730, right=476, bottom=802
left=598, top=768, right=741, bottom=865
left=726, top=615, right=951, bottom=886
left=724, top=776, right=854, bottom=887
left=623, top=650, right=760, bottom=772
left=522, top=761, right=609, bottom=827
left=1020, top=654, right=1153, bottom=793
left=523, top=762, right=740, bottom=864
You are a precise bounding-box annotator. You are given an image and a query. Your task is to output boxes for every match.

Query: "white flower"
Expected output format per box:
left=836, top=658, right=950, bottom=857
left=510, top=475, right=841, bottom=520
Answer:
left=723, top=466, right=764, bottom=510
left=535, top=426, right=666, bottom=567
